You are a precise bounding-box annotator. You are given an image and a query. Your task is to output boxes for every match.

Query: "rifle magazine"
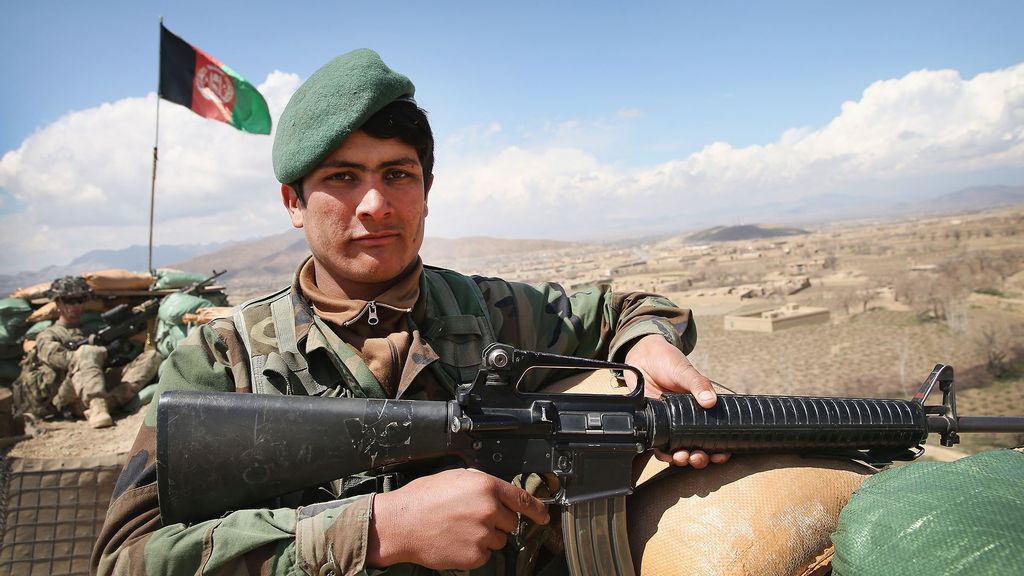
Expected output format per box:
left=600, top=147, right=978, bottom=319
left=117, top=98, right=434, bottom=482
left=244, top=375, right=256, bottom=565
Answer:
left=562, top=495, right=634, bottom=576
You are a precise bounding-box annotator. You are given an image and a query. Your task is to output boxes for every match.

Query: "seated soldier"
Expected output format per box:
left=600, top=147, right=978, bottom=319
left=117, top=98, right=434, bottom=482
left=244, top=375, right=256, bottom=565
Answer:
left=26, top=276, right=162, bottom=428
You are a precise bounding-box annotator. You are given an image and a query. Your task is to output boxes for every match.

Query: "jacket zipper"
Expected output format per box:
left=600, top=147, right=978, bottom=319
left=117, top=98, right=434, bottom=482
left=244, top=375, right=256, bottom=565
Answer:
left=343, top=300, right=410, bottom=326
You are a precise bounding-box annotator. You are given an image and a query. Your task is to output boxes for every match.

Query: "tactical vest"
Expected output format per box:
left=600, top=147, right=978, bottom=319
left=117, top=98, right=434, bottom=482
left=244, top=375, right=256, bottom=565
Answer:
left=232, top=266, right=497, bottom=398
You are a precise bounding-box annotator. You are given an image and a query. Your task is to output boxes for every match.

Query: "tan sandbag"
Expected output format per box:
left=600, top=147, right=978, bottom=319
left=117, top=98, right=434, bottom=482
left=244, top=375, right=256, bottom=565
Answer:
left=83, top=269, right=154, bottom=291
left=23, top=339, right=35, bottom=353
left=543, top=370, right=874, bottom=576
left=181, top=306, right=235, bottom=325
left=628, top=453, right=873, bottom=576
left=26, top=301, right=58, bottom=323
left=9, top=281, right=52, bottom=300
left=26, top=298, right=107, bottom=324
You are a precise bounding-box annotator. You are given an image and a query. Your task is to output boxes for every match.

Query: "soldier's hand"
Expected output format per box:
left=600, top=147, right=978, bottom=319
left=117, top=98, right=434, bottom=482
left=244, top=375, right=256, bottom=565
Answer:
left=366, top=468, right=550, bottom=570
left=625, top=334, right=731, bottom=468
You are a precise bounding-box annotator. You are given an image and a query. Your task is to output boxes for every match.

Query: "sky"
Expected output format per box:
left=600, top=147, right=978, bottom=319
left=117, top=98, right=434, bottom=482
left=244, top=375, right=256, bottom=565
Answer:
left=1, top=1, right=1022, bottom=274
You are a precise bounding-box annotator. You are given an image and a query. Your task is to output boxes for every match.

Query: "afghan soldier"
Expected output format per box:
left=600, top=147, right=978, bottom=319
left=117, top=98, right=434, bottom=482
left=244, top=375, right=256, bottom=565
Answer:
left=20, top=276, right=162, bottom=428
left=93, top=49, right=727, bottom=575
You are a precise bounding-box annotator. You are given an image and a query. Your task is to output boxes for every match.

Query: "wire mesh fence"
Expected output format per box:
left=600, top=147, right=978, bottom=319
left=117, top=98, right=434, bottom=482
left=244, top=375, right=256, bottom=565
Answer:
left=0, top=455, right=124, bottom=576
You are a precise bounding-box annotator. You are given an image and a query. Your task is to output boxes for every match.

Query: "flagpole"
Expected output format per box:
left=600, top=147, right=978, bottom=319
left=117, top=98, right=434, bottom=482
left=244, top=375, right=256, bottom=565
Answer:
left=148, top=17, right=163, bottom=274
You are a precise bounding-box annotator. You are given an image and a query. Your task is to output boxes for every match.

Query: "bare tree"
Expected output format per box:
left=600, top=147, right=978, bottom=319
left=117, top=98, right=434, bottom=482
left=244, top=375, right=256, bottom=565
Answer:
left=973, top=322, right=1024, bottom=378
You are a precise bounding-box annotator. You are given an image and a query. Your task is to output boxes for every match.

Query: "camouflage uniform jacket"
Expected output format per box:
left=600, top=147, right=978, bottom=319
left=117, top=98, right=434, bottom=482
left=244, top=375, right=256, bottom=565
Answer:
left=92, top=260, right=697, bottom=576
left=35, top=320, right=86, bottom=373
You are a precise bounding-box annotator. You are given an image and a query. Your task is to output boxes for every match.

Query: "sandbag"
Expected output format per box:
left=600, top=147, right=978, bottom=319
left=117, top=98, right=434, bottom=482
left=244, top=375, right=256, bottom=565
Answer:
left=8, top=281, right=52, bottom=300
left=155, top=293, right=214, bottom=357
left=26, top=298, right=104, bottom=324
left=155, top=323, right=188, bottom=358
left=26, top=300, right=58, bottom=323
left=831, top=448, right=1024, bottom=576
left=152, top=269, right=212, bottom=290
left=83, top=269, right=154, bottom=291
left=543, top=371, right=873, bottom=576
left=158, top=293, right=213, bottom=325
left=24, top=320, right=53, bottom=339
left=629, top=454, right=873, bottom=576
left=0, top=298, right=32, bottom=343
left=80, top=310, right=106, bottom=333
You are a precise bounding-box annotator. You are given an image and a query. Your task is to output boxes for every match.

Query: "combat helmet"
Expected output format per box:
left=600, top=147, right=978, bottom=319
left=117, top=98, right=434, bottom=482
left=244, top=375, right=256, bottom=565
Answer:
left=49, top=276, right=91, bottom=301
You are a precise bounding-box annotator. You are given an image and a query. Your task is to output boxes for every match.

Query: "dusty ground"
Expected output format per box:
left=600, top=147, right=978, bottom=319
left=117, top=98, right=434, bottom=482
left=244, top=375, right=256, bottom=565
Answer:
left=6, top=407, right=145, bottom=460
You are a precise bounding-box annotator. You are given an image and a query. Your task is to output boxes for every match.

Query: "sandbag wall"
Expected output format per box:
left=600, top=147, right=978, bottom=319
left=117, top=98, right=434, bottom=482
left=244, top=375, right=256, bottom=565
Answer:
left=0, top=269, right=230, bottom=390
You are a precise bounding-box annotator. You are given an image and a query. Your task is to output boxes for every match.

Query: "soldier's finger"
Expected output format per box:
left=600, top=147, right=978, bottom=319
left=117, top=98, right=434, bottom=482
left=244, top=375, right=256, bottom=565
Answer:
left=495, top=482, right=550, bottom=525
left=710, top=453, right=732, bottom=464
left=688, top=451, right=710, bottom=469
left=492, top=505, right=520, bottom=534
left=485, top=528, right=509, bottom=551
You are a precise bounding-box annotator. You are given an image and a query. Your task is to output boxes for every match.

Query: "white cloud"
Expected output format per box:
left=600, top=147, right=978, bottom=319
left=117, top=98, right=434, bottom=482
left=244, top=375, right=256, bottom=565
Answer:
left=2, top=62, right=1023, bottom=272
left=428, top=62, right=1024, bottom=239
left=0, top=71, right=301, bottom=273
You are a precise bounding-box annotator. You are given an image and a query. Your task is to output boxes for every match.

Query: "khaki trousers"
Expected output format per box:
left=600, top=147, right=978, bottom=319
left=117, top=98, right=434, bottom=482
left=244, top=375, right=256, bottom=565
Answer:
left=53, top=346, right=162, bottom=415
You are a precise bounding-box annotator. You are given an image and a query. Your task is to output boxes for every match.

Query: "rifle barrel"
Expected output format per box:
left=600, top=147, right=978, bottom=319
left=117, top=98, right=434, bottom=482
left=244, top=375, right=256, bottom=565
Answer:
left=929, top=416, right=1024, bottom=434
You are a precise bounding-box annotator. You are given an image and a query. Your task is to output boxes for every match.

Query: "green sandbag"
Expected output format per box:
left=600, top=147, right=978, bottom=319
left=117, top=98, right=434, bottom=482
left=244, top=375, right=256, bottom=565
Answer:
left=832, top=449, right=1024, bottom=575
left=80, top=310, right=106, bottom=334
left=0, top=297, right=31, bottom=342
left=0, top=298, right=31, bottom=315
left=152, top=269, right=211, bottom=290
left=158, top=293, right=212, bottom=325
left=24, top=320, right=53, bottom=339
left=155, top=322, right=188, bottom=358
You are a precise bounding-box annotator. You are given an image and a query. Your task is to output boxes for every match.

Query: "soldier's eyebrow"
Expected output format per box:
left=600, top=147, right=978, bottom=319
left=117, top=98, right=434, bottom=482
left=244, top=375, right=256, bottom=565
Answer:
left=377, top=157, right=420, bottom=169
left=315, top=156, right=420, bottom=172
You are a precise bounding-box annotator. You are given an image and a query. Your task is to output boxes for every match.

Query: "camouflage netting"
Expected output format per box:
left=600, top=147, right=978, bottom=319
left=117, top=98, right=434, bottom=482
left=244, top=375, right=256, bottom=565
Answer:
left=832, top=448, right=1024, bottom=575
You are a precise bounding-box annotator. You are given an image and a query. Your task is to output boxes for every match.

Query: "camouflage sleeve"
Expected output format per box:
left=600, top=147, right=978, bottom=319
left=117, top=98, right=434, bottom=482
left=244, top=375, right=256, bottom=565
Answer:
left=91, top=320, right=379, bottom=576
left=36, top=328, right=72, bottom=370
left=475, top=278, right=696, bottom=368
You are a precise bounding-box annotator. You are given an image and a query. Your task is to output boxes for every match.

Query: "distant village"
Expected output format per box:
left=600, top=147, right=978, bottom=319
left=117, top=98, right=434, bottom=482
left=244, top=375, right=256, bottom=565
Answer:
left=440, top=207, right=1024, bottom=337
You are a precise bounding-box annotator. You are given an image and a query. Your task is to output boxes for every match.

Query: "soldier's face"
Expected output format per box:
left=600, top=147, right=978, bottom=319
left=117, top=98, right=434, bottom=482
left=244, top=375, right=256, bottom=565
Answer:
left=56, top=298, right=84, bottom=324
left=282, top=131, right=431, bottom=299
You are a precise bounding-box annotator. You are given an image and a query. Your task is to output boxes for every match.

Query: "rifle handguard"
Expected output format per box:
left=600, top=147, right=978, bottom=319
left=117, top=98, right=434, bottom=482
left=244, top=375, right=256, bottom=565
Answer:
left=652, top=394, right=927, bottom=454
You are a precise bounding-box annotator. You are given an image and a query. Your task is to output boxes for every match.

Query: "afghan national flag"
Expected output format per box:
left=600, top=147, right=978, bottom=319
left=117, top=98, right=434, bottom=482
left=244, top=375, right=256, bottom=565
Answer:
left=159, top=24, right=272, bottom=135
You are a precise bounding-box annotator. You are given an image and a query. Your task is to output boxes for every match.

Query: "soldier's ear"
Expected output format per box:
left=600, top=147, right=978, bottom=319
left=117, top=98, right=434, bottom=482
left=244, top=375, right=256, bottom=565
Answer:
left=281, top=184, right=304, bottom=229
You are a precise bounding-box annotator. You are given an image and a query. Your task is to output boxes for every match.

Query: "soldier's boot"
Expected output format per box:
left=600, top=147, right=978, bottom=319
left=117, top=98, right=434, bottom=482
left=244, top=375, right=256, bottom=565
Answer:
left=86, top=398, right=114, bottom=429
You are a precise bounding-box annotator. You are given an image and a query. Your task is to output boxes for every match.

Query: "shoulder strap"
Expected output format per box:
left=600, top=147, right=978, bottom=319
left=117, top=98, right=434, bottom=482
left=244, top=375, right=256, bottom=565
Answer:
left=234, top=286, right=317, bottom=395
left=422, top=266, right=497, bottom=345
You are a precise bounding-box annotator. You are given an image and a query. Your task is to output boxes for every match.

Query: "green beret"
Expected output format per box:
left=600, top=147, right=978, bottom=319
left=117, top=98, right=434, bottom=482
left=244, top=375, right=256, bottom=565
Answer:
left=272, top=48, right=415, bottom=183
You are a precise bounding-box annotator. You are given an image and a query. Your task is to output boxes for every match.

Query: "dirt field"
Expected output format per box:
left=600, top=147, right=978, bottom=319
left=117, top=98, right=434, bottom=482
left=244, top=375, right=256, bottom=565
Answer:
left=7, top=406, right=145, bottom=459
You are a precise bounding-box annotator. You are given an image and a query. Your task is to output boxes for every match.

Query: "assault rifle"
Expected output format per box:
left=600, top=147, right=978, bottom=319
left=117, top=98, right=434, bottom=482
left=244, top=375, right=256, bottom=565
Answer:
left=70, top=270, right=225, bottom=358
left=156, top=343, right=1024, bottom=576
